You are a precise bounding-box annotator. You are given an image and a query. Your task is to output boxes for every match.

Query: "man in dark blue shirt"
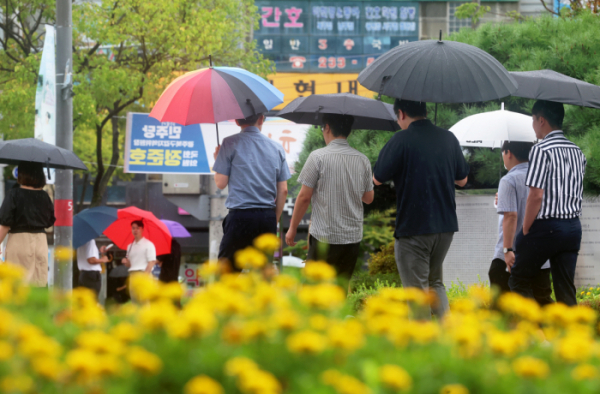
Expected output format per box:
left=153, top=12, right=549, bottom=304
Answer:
left=373, top=99, right=469, bottom=318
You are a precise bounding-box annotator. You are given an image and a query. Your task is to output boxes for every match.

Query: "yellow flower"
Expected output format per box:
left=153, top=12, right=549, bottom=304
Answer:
left=512, top=356, right=549, bottom=378
left=302, top=261, right=336, bottom=282
left=556, top=335, right=593, bottom=363
left=54, top=246, right=72, bottom=261
left=66, top=348, right=101, bottom=377
left=161, top=281, right=184, bottom=301
left=198, top=261, right=221, bottom=278
left=272, top=309, right=301, bottom=331
left=498, top=293, right=541, bottom=322
left=322, top=369, right=342, bottom=385
left=572, top=364, right=597, bottom=381
left=487, top=330, right=527, bottom=357
left=309, top=314, right=329, bottom=331
left=31, top=357, right=64, bottom=381
left=587, top=292, right=591, bottom=296
left=222, top=322, right=245, bottom=345
left=589, top=287, right=594, bottom=291
left=126, top=346, right=163, bottom=375
left=379, top=364, right=412, bottom=391
left=185, top=375, right=224, bottom=394
left=242, top=320, right=270, bottom=341
left=114, top=303, right=139, bottom=318
left=328, top=320, right=365, bottom=351
left=76, top=330, right=123, bottom=355
left=581, top=291, right=585, bottom=295
left=287, top=330, right=328, bottom=354
left=0, top=262, right=25, bottom=280
left=180, top=306, right=217, bottom=337
left=0, top=309, right=14, bottom=337
left=19, top=335, right=62, bottom=359
left=129, top=273, right=161, bottom=302
left=110, top=322, right=141, bottom=343
left=0, top=341, right=12, bottom=361
left=138, top=300, right=178, bottom=331
left=0, top=375, right=34, bottom=393
left=235, top=247, right=267, bottom=269
left=298, top=283, right=345, bottom=310
left=237, top=369, right=282, bottom=394
left=253, top=233, right=281, bottom=253
left=440, top=384, right=469, bottom=394
left=323, top=371, right=371, bottom=394
left=224, top=357, right=259, bottom=377
left=273, top=275, right=298, bottom=291
left=468, top=285, right=492, bottom=306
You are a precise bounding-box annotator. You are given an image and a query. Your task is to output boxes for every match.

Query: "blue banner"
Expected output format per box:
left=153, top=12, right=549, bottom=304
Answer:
left=124, top=113, right=211, bottom=174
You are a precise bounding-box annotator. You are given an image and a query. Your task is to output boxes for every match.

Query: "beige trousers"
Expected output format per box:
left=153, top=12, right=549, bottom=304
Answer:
left=6, top=233, right=48, bottom=287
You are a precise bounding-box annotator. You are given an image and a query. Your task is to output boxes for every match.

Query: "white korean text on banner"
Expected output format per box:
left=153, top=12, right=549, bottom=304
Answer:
left=125, top=114, right=310, bottom=175
left=34, top=25, right=56, bottom=183
left=125, top=113, right=211, bottom=174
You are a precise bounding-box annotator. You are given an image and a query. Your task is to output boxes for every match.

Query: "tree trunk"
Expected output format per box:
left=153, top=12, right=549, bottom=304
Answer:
left=90, top=113, right=121, bottom=207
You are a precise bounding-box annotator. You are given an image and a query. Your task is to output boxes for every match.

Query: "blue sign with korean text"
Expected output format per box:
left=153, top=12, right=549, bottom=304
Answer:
left=124, top=113, right=211, bottom=174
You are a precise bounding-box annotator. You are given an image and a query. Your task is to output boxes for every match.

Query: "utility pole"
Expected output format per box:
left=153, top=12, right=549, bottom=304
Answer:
left=54, top=0, right=74, bottom=289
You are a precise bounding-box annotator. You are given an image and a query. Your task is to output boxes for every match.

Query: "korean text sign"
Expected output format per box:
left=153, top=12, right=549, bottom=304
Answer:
left=124, top=113, right=211, bottom=174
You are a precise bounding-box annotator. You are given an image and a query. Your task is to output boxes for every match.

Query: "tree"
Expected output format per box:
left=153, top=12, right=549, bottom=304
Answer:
left=0, top=0, right=272, bottom=206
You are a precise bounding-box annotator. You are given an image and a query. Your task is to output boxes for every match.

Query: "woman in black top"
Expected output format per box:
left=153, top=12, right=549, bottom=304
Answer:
left=0, top=162, right=56, bottom=286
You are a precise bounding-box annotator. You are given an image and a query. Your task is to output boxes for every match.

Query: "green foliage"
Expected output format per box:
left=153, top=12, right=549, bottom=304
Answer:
left=347, top=274, right=400, bottom=312
left=361, top=208, right=396, bottom=255
left=0, top=0, right=272, bottom=205
left=367, top=241, right=396, bottom=275
left=455, top=3, right=492, bottom=26
left=572, top=125, right=600, bottom=195
left=283, top=239, right=308, bottom=261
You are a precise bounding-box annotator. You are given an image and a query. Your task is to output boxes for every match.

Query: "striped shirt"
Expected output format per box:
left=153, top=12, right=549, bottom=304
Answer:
left=525, top=130, right=587, bottom=219
left=297, top=139, right=373, bottom=244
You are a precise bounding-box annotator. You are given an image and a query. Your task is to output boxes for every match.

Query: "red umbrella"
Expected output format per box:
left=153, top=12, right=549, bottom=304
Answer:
left=103, top=207, right=172, bottom=255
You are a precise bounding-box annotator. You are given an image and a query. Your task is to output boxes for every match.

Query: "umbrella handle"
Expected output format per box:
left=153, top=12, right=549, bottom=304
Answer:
left=378, top=76, right=391, bottom=100
left=216, top=122, right=220, bottom=146
left=45, top=158, right=51, bottom=180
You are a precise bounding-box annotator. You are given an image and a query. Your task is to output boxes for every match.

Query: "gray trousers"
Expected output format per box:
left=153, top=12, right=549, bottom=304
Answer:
left=395, top=232, right=454, bottom=319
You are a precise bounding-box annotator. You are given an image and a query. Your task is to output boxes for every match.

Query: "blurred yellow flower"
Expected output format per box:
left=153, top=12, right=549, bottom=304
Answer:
left=237, top=368, right=282, bottom=394
left=180, top=306, right=217, bottom=337
left=287, top=330, right=328, bottom=354
left=19, top=334, right=62, bottom=359
left=222, top=322, right=245, bottom=345
left=31, top=357, right=64, bottom=381
left=0, top=309, right=14, bottom=337
left=468, top=285, right=491, bottom=306
left=512, top=356, right=549, bottom=378
left=440, top=384, right=469, bottom=394
left=224, top=357, right=259, bottom=377
left=379, top=364, right=412, bottom=391
left=198, top=261, right=220, bottom=278
left=302, top=261, right=336, bottom=282
left=138, top=300, right=178, bottom=331
left=0, top=262, right=25, bottom=280
left=185, top=375, right=224, bottom=394
left=235, top=247, right=267, bottom=269
left=309, top=314, right=329, bottom=331
left=556, top=335, right=593, bottom=363
left=161, top=281, right=184, bottom=301
left=572, top=364, right=597, bottom=380
left=274, top=274, right=298, bottom=291
left=0, top=341, right=12, bottom=361
left=66, top=348, right=100, bottom=377
left=129, top=273, right=161, bottom=302
left=110, top=322, right=141, bottom=343
left=298, top=283, right=345, bottom=310
left=587, top=292, right=591, bottom=296
left=76, top=330, right=123, bottom=355
left=253, top=233, right=280, bottom=253
left=322, top=369, right=342, bottom=385
left=328, top=319, right=365, bottom=351
left=487, top=330, right=527, bottom=357
left=323, top=371, right=371, bottom=394
left=272, top=309, right=301, bottom=331
left=0, top=375, right=34, bottom=393
left=498, top=293, right=541, bottom=322
left=127, top=346, right=163, bottom=375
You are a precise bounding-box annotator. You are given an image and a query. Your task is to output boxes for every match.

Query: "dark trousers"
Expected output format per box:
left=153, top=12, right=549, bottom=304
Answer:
left=219, top=209, right=277, bottom=271
left=79, top=270, right=101, bottom=296
left=509, top=218, right=582, bottom=306
left=489, top=258, right=554, bottom=306
left=307, top=235, right=361, bottom=280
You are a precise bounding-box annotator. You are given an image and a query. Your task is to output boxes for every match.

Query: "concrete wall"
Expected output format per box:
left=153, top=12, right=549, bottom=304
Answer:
left=444, top=194, right=600, bottom=287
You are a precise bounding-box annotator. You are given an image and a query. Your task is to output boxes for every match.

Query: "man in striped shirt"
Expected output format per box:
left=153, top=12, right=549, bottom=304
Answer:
left=285, top=113, right=374, bottom=280
left=509, top=100, right=587, bottom=306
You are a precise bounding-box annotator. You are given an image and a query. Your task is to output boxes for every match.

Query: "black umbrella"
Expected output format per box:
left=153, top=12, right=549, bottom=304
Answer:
left=277, top=93, right=400, bottom=132
left=0, top=138, right=87, bottom=171
left=510, top=70, right=600, bottom=109
left=357, top=33, right=517, bottom=122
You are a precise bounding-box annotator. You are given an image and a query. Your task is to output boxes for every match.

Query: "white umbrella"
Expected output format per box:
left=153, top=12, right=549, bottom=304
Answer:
left=450, top=103, right=537, bottom=149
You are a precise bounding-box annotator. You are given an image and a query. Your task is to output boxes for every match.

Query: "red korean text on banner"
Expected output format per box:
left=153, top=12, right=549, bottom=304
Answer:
left=54, top=199, right=73, bottom=227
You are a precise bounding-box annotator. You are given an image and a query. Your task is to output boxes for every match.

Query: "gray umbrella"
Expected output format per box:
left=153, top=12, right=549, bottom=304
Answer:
left=277, top=93, right=400, bottom=132
left=0, top=138, right=87, bottom=170
left=510, top=70, right=600, bottom=109
left=357, top=35, right=518, bottom=104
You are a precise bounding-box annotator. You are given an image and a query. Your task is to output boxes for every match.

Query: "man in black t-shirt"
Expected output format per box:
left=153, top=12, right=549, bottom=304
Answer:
left=373, top=99, right=470, bottom=319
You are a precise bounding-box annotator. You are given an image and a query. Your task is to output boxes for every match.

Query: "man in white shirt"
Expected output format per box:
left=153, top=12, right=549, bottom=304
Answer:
left=77, top=239, right=109, bottom=296
left=121, top=220, right=157, bottom=273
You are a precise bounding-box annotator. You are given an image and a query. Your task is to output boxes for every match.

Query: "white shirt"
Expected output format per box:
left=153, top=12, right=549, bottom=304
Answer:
left=77, top=240, right=102, bottom=272
left=126, top=237, right=157, bottom=271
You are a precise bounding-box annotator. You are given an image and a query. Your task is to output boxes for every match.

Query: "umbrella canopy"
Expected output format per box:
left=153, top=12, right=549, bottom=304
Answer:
left=149, top=67, right=284, bottom=125
left=510, top=70, right=600, bottom=109
left=103, top=206, right=172, bottom=256
left=160, top=219, right=191, bottom=238
left=277, top=93, right=400, bottom=132
left=449, top=104, right=536, bottom=149
left=357, top=38, right=517, bottom=104
left=0, top=138, right=87, bottom=170
left=73, top=206, right=118, bottom=249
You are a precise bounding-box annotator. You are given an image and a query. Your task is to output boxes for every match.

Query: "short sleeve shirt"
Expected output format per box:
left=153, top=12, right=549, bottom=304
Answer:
left=373, top=119, right=470, bottom=238
left=0, top=186, right=55, bottom=233
left=298, top=139, right=373, bottom=244
left=213, top=126, right=291, bottom=209
left=77, top=240, right=101, bottom=272
left=126, top=237, right=157, bottom=271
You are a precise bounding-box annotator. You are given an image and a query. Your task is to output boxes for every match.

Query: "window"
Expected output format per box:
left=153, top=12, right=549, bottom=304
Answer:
left=448, top=2, right=472, bottom=34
